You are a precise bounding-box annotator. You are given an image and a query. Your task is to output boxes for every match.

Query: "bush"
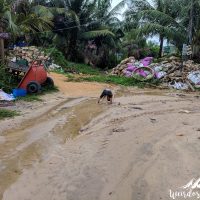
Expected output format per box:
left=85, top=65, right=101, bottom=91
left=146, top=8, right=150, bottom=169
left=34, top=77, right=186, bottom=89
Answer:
left=44, top=48, right=68, bottom=67
left=0, top=66, right=18, bottom=93
left=63, top=61, right=101, bottom=75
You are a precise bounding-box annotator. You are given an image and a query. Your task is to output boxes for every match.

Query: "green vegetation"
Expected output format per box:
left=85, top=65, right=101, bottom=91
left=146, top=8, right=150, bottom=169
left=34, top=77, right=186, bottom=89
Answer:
left=16, top=95, right=42, bottom=102
left=15, top=86, right=59, bottom=102
left=63, top=62, right=102, bottom=75
left=44, top=48, right=68, bottom=68
left=0, top=0, right=200, bottom=65
left=0, top=66, right=18, bottom=93
left=0, top=109, right=19, bottom=120
left=67, top=74, right=160, bottom=88
left=41, top=85, right=59, bottom=94
left=1, top=0, right=200, bottom=92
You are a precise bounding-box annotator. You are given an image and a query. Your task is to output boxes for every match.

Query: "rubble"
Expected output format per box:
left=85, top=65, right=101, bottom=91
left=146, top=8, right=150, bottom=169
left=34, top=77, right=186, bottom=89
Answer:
left=7, top=46, right=62, bottom=70
left=111, top=56, right=200, bottom=90
left=8, top=46, right=48, bottom=64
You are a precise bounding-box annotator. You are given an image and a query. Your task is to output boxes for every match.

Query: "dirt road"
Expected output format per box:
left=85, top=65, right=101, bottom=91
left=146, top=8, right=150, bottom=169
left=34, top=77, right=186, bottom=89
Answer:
left=1, top=73, right=200, bottom=200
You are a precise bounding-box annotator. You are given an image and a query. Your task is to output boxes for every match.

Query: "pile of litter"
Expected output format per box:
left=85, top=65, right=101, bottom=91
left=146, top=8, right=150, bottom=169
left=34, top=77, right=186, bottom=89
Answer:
left=8, top=46, right=50, bottom=64
left=111, top=56, right=200, bottom=90
left=0, top=90, right=15, bottom=101
left=7, top=46, right=62, bottom=70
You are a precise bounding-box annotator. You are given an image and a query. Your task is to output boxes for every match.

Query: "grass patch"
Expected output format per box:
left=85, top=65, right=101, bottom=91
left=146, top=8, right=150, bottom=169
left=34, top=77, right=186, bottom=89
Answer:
left=15, top=86, right=59, bottom=102
left=61, top=62, right=102, bottom=75
left=16, top=95, right=42, bottom=102
left=41, top=85, right=59, bottom=94
left=0, top=109, right=19, bottom=120
left=67, top=74, right=160, bottom=88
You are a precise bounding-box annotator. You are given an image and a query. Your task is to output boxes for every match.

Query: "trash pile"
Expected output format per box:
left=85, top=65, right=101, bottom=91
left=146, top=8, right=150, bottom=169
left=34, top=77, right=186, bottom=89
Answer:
left=0, top=90, right=15, bottom=101
left=7, top=46, right=62, bottom=70
left=111, top=56, right=200, bottom=90
left=8, top=46, right=50, bottom=64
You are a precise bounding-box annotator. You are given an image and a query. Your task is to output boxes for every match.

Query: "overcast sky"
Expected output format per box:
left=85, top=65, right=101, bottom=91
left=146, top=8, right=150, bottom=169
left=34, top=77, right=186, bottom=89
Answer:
left=111, top=0, right=123, bottom=7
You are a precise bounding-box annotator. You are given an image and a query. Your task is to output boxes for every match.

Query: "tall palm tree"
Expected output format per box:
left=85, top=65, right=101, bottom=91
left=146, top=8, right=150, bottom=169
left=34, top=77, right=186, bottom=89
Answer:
left=80, top=0, right=126, bottom=66
left=43, top=0, right=96, bottom=61
left=14, top=0, right=53, bottom=35
left=125, top=0, right=186, bottom=57
left=47, top=0, right=125, bottom=62
left=176, top=0, right=200, bottom=44
left=169, top=0, right=200, bottom=57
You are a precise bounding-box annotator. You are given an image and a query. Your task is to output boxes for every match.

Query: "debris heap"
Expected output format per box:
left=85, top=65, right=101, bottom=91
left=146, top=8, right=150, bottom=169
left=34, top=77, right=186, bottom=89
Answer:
left=7, top=46, right=62, bottom=70
left=8, top=46, right=49, bottom=64
left=111, top=57, right=136, bottom=76
left=111, top=56, right=200, bottom=90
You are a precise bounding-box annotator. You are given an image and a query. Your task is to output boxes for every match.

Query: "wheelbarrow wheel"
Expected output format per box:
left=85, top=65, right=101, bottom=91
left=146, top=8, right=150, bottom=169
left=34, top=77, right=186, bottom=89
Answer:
left=44, top=77, right=54, bottom=87
left=27, top=81, right=41, bottom=94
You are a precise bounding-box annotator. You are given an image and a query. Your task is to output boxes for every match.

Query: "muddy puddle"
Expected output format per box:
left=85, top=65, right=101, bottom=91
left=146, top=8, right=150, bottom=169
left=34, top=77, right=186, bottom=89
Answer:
left=0, top=98, right=105, bottom=199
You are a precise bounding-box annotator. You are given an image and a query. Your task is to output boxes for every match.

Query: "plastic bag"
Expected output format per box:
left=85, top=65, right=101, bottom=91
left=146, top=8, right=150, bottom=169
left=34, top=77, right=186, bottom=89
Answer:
left=169, top=82, right=189, bottom=90
left=0, top=89, right=15, bottom=101
left=187, top=71, right=200, bottom=85
left=155, top=71, right=167, bottom=79
left=141, top=57, right=153, bottom=66
left=124, top=70, right=132, bottom=77
left=127, top=65, right=137, bottom=72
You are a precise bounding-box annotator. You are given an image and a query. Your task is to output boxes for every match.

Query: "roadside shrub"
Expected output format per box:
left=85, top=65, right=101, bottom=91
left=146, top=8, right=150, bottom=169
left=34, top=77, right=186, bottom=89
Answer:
left=44, top=48, right=68, bottom=67
left=0, top=66, right=18, bottom=92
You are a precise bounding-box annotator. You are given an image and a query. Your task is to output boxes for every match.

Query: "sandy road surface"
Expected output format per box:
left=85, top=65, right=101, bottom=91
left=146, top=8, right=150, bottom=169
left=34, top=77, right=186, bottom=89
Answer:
left=1, top=73, right=200, bottom=200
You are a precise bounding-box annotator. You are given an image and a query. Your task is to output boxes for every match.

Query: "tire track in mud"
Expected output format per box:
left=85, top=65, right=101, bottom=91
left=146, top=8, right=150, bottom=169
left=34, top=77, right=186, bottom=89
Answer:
left=80, top=95, right=199, bottom=137
left=97, top=108, right=200, bottom=200
left=1, top=89, right=199, bottom=200
left=0, top=97, right=105, bottom=200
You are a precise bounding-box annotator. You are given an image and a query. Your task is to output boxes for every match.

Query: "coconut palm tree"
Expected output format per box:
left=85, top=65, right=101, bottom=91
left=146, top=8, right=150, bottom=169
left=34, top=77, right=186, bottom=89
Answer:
left=80, top=0, right=126, bottom=66
left=14, top=1, right=53, bottom=35
left=167, top=0, right=200, bottom=58
left=46, top=0, right=125, bottom=63
left=125, top=0, right=186, bottom=57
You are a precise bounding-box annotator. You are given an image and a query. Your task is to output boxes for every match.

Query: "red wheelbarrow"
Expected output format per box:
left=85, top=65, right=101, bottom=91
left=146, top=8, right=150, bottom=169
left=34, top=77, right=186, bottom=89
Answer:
left=7, top=59, right=54, bottom=93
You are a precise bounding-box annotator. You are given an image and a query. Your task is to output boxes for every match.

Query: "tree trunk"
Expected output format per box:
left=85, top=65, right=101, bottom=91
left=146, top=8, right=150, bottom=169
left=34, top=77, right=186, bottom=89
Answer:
left=67, top=29, right=78, bottom=61
left=0, top=26, right=5, bottom=64
left=159, top=35, right=164, bottom=58
left=188, top=0, right=194, bottom=44
left=192, top=44, right=200, bottom=60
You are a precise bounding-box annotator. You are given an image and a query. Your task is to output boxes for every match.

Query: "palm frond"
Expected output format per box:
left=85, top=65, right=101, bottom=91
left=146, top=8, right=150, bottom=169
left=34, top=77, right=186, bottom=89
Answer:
left=139, top=10, right=179, bottom=26
left=81, top=29, right=115, bottom=39
left=32, top=5, right=54, bottom=20
left=3, top=10, right=18, bottom=33
left=139, top=22, right=178, bottom=39
left=127, top=0, right=153, bottom=11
